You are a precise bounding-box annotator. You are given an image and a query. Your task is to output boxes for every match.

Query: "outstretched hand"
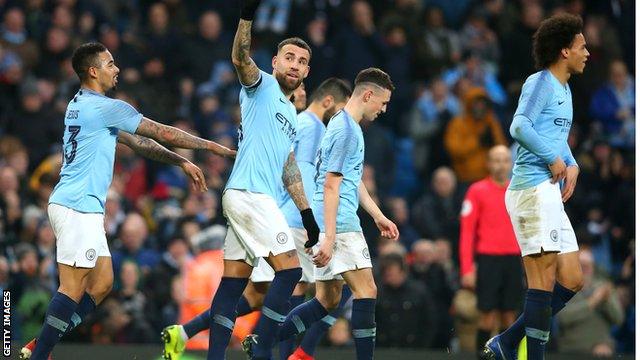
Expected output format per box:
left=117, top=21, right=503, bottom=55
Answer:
left=181, top=161, right=208, bottom=192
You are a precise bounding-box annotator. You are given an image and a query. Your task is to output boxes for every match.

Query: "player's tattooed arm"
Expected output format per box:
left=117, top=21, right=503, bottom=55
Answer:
left=118, top=131, right=208, bottom=192
left=231, top=19, right=260, bottom=87
left=282, top=151, right=309, bottom=210
left=135, top=118, right=235, bottom=157
left=118, top=131, right=186, bottom=166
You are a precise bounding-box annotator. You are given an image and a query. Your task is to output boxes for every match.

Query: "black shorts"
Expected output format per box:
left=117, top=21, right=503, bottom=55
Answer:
left=476, top=255, right=524, bottom=311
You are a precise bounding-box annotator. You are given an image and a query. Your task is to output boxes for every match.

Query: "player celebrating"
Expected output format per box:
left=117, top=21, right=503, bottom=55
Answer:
left=161, top=78, right=352, bottom=360
left=482, top=13, right=589, bottom=360
left=203, top=0, right=320, bottom=359
left=278, top=68, right=399, bottom=360
left=20, top=42, right=234, bottom=360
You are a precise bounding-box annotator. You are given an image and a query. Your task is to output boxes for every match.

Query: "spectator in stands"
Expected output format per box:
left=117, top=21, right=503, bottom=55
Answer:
left=144, top=236, right=192, bottom=331
left=386, top=197, right=419, bottom=249
left=181, top=11, right=231, bottom=85
left=144, top=2, right=181, bottom=72
left=0, top=7, right=38, bottom=70
left=0, top=164, right=22, bottom=246
left=444, top=87, right=506, bottom=183
left=10, top=243, right=51, bottom=342
left=443, top=51, right=507, bottom=106
left=459, top=9, right=500, bottom=66
left=410, top=239, right=455, bottom=349
left=112, top=213, right=160, bottom=280
left=590, top=59, right=635, bottom=148
left=4, top=79, right=61, bottom=168
left=413, top=6, right=461, bottom=80
left=335, top=0, right=383, bottom=81
left=376, top=253, right=436, bottom=348
left=557, top=248, right=624, bottom=356
left=499, top=2, right=542, bottom=104
left=411, top=166, right=464, bottom=243
left=409, top=77, right=460, bottom=177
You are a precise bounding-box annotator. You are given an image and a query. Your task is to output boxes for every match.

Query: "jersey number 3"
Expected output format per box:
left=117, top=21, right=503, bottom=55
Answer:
left=64, top=125, right=81, bottom=164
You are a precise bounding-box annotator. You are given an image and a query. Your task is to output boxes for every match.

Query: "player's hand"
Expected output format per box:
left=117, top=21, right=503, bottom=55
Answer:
left=461, top=271, right=476, bottom=290
left=548, top=157, right=567, bottom=184
left=181, top=161, right=208, bottom=192
left=301, top=208, right=320, bottom=248
left=223, top=148, right=237, bottom=158
left=375, top=216, right=399, bottom=241
left=561, top=165, right=579, bottom=202
left=211, top=145, right=236, bottom=159
left=313, top=237, right=334, bottom=267
left=240, top=0, right=262, bottom=21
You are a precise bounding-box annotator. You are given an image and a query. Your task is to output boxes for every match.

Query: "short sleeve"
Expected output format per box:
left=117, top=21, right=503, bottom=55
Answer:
left=242, top=70, right=271, bottom=95
left=101, top=99, right=143, bottom=133
left=514, top=75, right=553, bottom=122
left=326, top=127, right=356, bottom=175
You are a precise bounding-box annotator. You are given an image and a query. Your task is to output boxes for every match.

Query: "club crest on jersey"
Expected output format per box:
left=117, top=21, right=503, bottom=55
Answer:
left=85, top=249, right=96, bottom=261
left=276, top=232, right=288, bottom=244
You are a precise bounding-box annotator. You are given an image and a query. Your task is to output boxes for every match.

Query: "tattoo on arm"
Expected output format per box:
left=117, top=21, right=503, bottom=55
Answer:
left=231, top=20, right=260, bottom=86
left=283, top=152, right=309, bottom=210
left=118, top=132, right=186, bottom=166
left=135, top=118, right=211, bottom=150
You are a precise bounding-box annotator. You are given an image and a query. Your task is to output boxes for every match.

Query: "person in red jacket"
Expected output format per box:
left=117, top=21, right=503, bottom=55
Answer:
left=458, top=145, right=523, bottom=354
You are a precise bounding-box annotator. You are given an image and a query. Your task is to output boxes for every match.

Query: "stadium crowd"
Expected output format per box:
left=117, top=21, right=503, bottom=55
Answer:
left=0, top=0, right=634, bottom=356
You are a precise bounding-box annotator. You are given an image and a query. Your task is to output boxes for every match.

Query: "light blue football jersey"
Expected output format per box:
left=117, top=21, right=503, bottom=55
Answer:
left=510, top=70, right=578, bottom=190
left=49, top=89, right=142, bottom=213
left=312, top=110, right=364, bottom=233
left=225, top=71, right=298, bottom=199
left=279, top=111, right=326, bottom=228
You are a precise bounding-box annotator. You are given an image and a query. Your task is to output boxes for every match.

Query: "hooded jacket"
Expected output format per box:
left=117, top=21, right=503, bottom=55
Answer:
left=444, top=87, right=506, bottom=182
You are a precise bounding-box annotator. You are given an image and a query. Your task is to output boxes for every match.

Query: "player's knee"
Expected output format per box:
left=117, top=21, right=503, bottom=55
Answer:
left=354, top=281, right=377, bottom=299
left=566, top=274, right=584, bottom=292
left=58, top=284, right=86, bottom=302
left=87, top=281, right=112, bottom=303
left=249, top=293, right=266, bottom=310
left=317, top=293, right=340, bottom=310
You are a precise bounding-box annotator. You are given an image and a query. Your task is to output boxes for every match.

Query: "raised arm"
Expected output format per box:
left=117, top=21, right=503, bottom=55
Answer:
left=135, top=117, right=234, bottom=157
left=359, top=181, right=399, bottom=240
left=231, top=0, right=262, bottom=86
left=118, top=131, right=207, bottom=192
left=283, top=151, right=319, bottom=247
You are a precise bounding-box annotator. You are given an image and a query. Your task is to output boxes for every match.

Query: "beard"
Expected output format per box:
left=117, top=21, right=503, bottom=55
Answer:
left=274, top=71, right=302, bottom=93
left=322, top=105, right=338, bottom=124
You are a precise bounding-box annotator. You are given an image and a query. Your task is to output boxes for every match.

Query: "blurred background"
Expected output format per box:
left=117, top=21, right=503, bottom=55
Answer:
left=0, top=0, right=634, bottom=357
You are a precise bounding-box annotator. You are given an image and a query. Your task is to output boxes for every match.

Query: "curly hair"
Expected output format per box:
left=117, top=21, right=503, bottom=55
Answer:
left=532, top=13, right=583, bottom=69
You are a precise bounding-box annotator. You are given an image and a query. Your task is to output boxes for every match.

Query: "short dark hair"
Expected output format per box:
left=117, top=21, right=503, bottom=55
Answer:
left=355, top=67, right=395, bottom=91
left=72, top=42, right=108, bottom=81
left=310, top=78, right=352, bottom=103
left=532, top=13, right=583, bottom=69
left=277, top=37, right=312, bottom=59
